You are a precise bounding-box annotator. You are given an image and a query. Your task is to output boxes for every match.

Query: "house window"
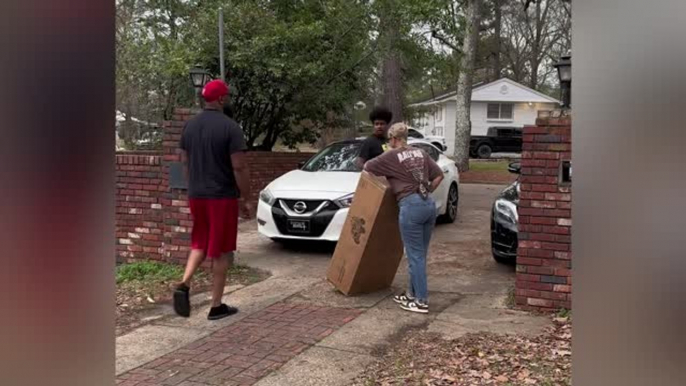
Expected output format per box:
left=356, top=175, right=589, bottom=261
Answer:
left=487, top=103, right=514, bottom=120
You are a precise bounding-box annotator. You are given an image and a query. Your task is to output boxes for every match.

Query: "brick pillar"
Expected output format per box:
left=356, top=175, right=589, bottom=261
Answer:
left=516, top=112, right=572, bottom=311
left=115, top=153, right=165, bottom=263
left=161, top=108, right=198, bottom=265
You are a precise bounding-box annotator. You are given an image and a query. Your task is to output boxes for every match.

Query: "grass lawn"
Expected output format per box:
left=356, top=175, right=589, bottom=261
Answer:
left=461, top=160, right=517, bottom=184
left=116, top=260, right=269, bottom=335
left=116, top=260, right=185, bottom=286
left=469, top=160, right=510, bottom=172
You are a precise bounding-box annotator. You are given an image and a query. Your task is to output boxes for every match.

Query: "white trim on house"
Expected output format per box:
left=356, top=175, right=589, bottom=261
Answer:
left=471, top=78, right=561, bottom=103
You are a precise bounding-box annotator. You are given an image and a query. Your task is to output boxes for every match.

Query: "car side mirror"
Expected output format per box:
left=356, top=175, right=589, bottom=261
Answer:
left=508, top=162, right=521, bottom=174
left=298, top=160, right=306, bottom=169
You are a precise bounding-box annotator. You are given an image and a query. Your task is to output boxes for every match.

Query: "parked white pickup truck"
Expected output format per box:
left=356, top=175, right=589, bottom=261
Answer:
left=408, top=127, right=447, bottom=152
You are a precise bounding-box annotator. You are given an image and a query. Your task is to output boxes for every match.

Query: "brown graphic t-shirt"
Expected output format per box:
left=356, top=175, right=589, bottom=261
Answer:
left=364, top=146, right=443, bottom=202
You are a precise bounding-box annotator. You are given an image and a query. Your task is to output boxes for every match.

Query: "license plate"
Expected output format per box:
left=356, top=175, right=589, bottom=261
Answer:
left=287, top=219, right=310, bottom=233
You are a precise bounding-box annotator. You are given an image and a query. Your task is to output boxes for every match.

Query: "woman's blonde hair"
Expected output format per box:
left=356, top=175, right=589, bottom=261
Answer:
left=387, top=122, right=409, bottom=142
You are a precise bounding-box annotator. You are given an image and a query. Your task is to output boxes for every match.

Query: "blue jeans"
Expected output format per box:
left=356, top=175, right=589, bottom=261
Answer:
left=398, top=193, right=437, bottom=304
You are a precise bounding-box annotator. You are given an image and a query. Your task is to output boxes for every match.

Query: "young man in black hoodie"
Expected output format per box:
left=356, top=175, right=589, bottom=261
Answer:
left=355, top=106, right=393, bottom=169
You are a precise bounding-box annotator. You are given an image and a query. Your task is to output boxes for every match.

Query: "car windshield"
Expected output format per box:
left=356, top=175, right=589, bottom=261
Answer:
left=301, top=142, right=362, bottom=172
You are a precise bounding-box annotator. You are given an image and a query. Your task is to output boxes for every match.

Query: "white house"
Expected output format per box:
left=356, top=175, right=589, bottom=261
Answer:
left=409, top=78, right=560, bottom=154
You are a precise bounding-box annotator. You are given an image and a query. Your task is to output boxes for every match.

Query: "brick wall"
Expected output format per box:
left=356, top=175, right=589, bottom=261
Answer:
left=115, top=108, right=314, bottom=264
left=244, top=152, right=316, bottom=205
left=116, top=152, right=165, bottom=262
left=515, top=113, right=572, bottom=311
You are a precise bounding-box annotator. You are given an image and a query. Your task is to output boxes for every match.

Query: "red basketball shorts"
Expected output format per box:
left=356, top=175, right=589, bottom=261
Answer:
left=188, top=198, right=239, bottom=259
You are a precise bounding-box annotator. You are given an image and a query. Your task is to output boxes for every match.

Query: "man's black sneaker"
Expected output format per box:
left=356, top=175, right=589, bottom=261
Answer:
left=399, top=300, right=429, bottom=314
left=173, top=283, right=191, bottom=317
left=208, top=304, right=238, bottom=320
left=393, top=292, right=415, bottom=304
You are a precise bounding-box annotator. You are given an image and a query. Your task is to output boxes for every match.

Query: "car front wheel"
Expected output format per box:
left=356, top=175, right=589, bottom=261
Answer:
left=438, top=183, right=458, bottom=224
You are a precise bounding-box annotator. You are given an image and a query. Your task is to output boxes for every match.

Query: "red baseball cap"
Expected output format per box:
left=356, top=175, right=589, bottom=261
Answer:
left=202, top=80, right=229, bottom=102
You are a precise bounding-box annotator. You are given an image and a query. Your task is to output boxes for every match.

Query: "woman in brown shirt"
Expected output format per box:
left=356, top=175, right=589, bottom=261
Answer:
left=364, top=123, right=444, bottom=314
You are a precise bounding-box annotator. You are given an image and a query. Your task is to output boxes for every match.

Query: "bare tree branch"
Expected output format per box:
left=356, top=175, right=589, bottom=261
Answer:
left=431, top=30, right=461, bottom=53
left=325, top=43, right=379, bottom=84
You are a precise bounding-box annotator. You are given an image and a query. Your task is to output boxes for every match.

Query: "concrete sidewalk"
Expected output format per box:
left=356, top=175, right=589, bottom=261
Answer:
left=116, top=184, right=550, bottom=386
left=116, top=277, right=547, bottom=386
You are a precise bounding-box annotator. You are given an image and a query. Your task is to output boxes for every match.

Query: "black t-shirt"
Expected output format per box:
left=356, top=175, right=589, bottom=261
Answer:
left=358, top=135, right=386, bottom=163
left=180, top=109, right=247, bottom=199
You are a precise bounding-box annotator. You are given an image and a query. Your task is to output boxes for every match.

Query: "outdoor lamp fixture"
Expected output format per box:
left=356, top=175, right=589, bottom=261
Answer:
left=554, top=54, right=572, bottom=109
left=189, top=67, right=212, bottom=90
left=189, top=67, right=212, bottom=106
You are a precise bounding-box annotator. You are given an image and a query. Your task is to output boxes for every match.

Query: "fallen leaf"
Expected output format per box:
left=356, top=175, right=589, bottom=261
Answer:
left=517, top=369, right=531, bottom=379
left=553, top=349, right=571, bottom=357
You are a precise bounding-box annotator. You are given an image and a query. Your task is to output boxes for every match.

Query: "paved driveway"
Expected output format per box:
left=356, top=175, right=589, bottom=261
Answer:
left=236, top=183, right=515, bottom=295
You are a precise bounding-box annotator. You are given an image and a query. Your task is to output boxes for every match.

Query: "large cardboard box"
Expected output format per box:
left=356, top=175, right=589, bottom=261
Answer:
left=326, top=171, right=404, bottom=295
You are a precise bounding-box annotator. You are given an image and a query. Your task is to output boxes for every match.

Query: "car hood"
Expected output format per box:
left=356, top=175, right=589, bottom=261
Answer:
left=497, top=180, right=520, bottom=204
left=265, top=170, right=361, bottom=200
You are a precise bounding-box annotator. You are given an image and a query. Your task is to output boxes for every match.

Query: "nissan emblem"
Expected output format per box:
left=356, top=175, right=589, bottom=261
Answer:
left=293, top=201, right=307, bottom=214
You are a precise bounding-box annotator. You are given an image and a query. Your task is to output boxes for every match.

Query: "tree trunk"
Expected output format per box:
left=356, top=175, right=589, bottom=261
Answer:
left=382, top=53, right=403, bottom=123
left=529, top=0, right=542, bottom=89
left=492, top=0, right=502, bottom=80
left=454, top=0, right=482, bottom=172
left=379, top=0, right=403, bottom=123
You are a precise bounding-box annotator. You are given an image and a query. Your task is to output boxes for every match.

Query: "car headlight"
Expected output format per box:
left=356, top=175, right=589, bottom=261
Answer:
left=494, top=199, right=518, bottom=226
left=335, top=193, right=354, bottom=208
left=259, top=189, right=276, bottom=206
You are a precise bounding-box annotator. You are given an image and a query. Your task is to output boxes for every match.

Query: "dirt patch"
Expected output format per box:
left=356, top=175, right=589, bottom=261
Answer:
left=353, top=315, right=571, bottom=385
left=429, top=239, right=493, bottom=272
left=428, top=260, right=468, bottom=272
left=116, top=263, right=270, bottom=336
left=461, top=170, right=517, bottom=185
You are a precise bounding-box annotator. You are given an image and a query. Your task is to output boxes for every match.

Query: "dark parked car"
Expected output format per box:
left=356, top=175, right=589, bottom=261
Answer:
left=491, top=162, right=521, bottom=264
left=470, top=126, right=523, bottom=159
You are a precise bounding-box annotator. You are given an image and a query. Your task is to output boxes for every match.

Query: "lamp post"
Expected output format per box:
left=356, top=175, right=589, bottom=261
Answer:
left=189, top=67, right=212, bottom=107
left=554, top=54, right=572, bottom=109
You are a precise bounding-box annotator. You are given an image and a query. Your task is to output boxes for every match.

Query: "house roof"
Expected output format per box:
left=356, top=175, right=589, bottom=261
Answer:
left=409, top=82, right=484, bottom=105
left=408, top=78, right=560, bottom=107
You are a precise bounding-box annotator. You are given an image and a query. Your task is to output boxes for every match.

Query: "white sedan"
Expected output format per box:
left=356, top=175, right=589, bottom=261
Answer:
left=257, top=139, right=459, bottom=242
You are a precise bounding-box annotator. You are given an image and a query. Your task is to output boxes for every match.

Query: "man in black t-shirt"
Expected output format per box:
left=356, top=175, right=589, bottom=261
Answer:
left=356, top=106, right=393, bottom=169
left=173, top=79, right=251, bottom=321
